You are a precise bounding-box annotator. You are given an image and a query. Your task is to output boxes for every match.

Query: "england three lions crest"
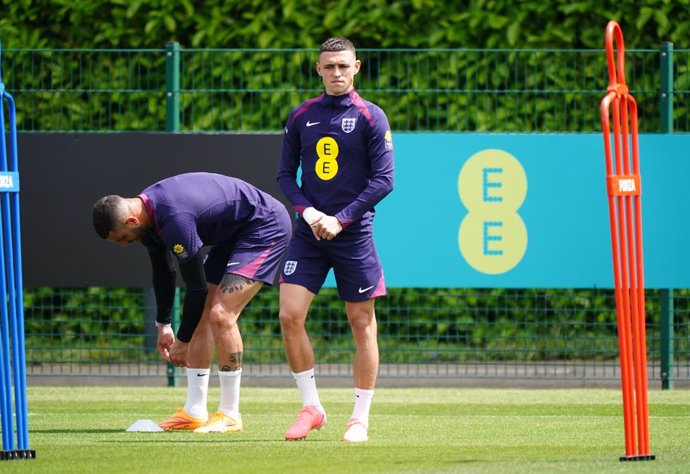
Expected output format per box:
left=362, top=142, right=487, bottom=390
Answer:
left=341, top=118, right=357, bottom=133
left=284, top=260, right=298, bottom=275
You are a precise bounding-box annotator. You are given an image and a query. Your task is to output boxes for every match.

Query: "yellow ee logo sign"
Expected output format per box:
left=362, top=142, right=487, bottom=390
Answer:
left=315, top=137, right=339, bottom=180
left=458, top=149, right=527, bottom=274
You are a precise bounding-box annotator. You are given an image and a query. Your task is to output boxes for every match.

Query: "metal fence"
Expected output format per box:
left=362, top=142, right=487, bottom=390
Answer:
left=3, top=46, right=688, bottom=386
left=24, top=287, right=690, bottom=386
left=3, top=45, right=690, bottom=133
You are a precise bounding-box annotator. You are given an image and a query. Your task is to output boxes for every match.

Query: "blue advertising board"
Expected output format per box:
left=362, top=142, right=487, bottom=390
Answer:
left=352, top=133, right=689, bottom=289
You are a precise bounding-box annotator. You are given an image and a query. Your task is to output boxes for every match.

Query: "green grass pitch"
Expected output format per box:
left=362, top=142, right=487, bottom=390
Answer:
left=2, top=386, right=688, bottom=473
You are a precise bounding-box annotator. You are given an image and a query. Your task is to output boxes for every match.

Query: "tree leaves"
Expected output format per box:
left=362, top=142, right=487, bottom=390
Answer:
left=0, top=0, right=687, bottom=49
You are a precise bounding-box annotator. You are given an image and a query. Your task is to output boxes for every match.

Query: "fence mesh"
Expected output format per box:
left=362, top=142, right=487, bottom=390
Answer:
left=24, top=287, right=690, bottom=385
left=4, top=47, right=690, bottom=132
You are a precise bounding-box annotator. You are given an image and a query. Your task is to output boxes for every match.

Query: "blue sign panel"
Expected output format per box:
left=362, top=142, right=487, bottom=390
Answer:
left=0, top=172, right=19, bottom=192
left=363, top=133, right=690, bottom=289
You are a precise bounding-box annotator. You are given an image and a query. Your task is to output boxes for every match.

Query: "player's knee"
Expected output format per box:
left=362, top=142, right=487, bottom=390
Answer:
left=278, top=308, right=294, bottom=326
left=207, top=304, right=239, bottom=330
left=278, top=308, right=303, bottom=331
left=348, top=312, right=377, bottom=335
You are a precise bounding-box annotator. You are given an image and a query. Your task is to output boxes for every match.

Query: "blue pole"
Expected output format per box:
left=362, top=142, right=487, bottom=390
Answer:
left=6, top=92, right=28, bottom=449
left=0, top=72, right=14, bottom=453
left=0, top=39, right=33, bottom=461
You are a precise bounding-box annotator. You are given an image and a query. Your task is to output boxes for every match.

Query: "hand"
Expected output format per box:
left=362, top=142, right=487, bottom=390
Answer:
left=156, top=325, right=175, bottom=361
left=169, top=340, right=190, bottom=368
left=312, top=215, right=343, bottom=241
left=302, top=206, right=326, bottom=225
left=303, top=207, right=326, bottom=240
left=309, top=217, right=323, bottom=240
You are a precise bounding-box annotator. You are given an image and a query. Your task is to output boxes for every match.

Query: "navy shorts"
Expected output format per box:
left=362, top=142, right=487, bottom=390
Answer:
left=204, top=206, right=292, bottom=286
left=280, top=221, right=386, bottom=302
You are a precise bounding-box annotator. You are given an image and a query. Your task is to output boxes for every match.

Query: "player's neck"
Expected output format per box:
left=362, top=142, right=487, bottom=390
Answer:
left=325, top=87, right=354, bottom=97
left=131, top=197, right=150, bottom=227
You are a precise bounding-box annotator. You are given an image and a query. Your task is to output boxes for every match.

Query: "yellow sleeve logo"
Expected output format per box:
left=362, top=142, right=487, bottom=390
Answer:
left=172, top=244, right=189, bottom=259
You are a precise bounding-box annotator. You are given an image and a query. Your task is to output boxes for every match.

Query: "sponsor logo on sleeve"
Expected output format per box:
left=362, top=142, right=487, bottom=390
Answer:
left=172, top=244, right=189, bottom=259
left=384, top=130, right=393, bottom=150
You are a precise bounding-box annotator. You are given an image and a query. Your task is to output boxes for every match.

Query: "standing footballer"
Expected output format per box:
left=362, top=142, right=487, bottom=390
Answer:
left=277, top=36, right=394, bottom=443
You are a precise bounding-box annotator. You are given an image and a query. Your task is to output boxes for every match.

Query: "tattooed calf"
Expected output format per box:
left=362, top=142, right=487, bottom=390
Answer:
left=220, top=351, right=243, bottom=371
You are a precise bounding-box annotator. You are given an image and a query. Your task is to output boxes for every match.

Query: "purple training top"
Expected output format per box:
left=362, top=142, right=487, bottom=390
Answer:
left=277, top=89, right=394, bottom=230
left=139, top=172, right=285, bottom=262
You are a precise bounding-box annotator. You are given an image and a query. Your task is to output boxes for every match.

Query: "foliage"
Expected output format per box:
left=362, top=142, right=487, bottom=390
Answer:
left=0, top=47, right=670, bottom=132
left=23, top=287, right=690, bottom=365
left=1, top=0, right=689, bottom=49
left=0, top=1, right=684, bottom=132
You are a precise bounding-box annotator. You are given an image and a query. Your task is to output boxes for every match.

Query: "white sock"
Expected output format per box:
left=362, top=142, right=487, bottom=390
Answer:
left=184, top=368, right=210, bottom=419
left=217, top=369, right=242, bottom=419
left=350, top=388, right=374, bottom=425
left=293, top=368, right=324, bottom=413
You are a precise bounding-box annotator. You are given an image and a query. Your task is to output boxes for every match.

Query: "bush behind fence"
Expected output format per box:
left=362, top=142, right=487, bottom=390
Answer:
left=25, top=287, right=690, bottom=381
left=4, top=47, right=690, bottom=132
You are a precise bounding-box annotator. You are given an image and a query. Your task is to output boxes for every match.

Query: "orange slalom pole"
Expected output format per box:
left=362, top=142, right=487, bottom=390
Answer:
left=601, top=87, right=636, bottom=459
left=601, top=30, right=635, bottom=457
left=599, top=20, right=654, bottom=462
left=629, top=77, right=652, bottom=458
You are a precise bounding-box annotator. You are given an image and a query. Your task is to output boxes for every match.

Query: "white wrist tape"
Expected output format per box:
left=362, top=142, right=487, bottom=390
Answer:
left=156, top=322, right=172, bottom=328
left=302, top=207, right=321, bottom=225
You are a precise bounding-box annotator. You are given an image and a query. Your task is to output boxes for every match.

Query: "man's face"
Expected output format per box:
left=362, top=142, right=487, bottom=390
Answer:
left=316, top=50, right=360, bottom=96
left=107, top=222, right=147, bottom=247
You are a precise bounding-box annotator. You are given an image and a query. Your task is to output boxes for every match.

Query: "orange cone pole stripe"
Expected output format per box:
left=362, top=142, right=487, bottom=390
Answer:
left=600, top=20, right=652, bottom=458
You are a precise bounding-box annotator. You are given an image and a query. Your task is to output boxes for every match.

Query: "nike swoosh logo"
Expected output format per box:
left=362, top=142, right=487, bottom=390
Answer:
left=196, top=373, right=208, bottom=377
left=306, top=121, right=320, bottom=127
left=226, top=262, right=241, bottom=267
left=358, top=285, right=374, bottom=294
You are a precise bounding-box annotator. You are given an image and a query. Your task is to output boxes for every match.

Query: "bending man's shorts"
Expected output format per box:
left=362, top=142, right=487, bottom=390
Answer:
left=204, top=206, right=292, bottom=286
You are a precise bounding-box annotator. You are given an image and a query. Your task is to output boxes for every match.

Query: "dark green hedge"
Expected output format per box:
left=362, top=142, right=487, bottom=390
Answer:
left=1, top=47, right=671, bottom=132
left=23, top=286, right=689, bottom=364
left=1, top=0, right=688, bottom=49
left=1, top=2, right=685, bottom=132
